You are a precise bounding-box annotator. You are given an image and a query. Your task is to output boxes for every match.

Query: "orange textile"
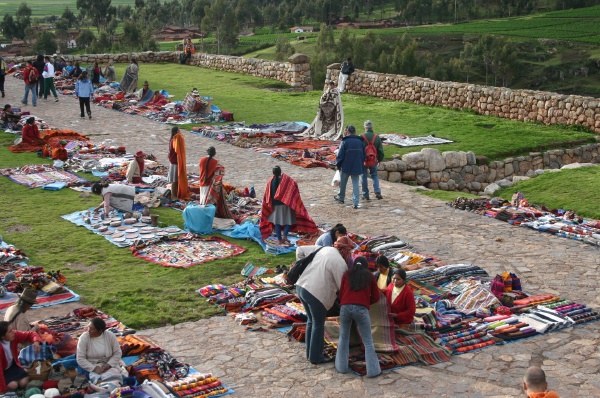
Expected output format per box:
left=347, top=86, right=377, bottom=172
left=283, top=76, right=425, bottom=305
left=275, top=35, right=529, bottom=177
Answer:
left=199, top=157, right=218, bottom=187
left=275, top=140, right=334, bottom=150
left=52, top=147, right=68, bottom=161
left=172, top=132, right=191, bottom=200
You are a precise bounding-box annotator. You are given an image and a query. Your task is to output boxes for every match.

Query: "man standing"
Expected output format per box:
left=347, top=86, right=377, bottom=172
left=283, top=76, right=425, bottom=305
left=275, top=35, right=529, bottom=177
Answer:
left=168, top=126, right=191, bottom=201
left=0, top=55, right=6, bottom=98
left=361, top=120, right=384, bottom=200
left=335, top=125, right=366, bottom=209
left=42, top=56, right=59, bottom=102
left=21, top=60, right=37, bottom=107
left=522, top=366, right=560, bottom=398
left=338, top=57, right=355, bottom=93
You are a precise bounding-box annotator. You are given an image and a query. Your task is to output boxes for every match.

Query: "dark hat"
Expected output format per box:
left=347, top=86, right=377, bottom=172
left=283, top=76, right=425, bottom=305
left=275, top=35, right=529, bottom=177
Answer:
left=19, top=288, right=38, bottom=305
left=346, top=125, right=356, bottom=133
left=328, top=81, right=335, bottom=85
left=134, top=151, right=146, bottom=158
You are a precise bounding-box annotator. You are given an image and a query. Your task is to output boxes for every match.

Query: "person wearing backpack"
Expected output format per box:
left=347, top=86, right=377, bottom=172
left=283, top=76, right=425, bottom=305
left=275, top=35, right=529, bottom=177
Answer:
left=361, top=120, right=384, bottom=201
left=21, top=60, right=38, bottom=107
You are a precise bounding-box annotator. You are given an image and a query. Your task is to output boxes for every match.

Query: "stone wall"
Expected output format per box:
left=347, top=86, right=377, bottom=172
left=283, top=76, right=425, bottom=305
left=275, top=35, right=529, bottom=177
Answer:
left=327, top=65, right=600, bottom=133
left=6, top=51, right=313, bottom=92
left=376, top=144, right=600, bottom=194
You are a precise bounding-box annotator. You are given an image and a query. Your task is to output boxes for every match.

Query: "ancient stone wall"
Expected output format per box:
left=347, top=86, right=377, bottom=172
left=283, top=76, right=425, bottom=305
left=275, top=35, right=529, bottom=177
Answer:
left=6, top=52, right=313, bottom=92
left=376, top=144, right=600, bottom=194
left=327, top=65, right=600, bottom=133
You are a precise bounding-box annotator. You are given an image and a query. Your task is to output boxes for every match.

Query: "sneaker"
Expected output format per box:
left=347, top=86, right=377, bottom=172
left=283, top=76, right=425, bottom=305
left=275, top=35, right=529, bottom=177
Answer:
left=32, top=104, right=36, bottom=107
left=81, top=115, right=85, bottom=118
left=375, top=193, right=383, bottom=200
left=55, top=98, right=59, bottom=102
left=88, top=114, right=92, bottom=119
left=353, top=204, right=362, bottom=209
left=21, top=101, right=27, bottom=105
left=333, top=195, right=344, bottom=204
left=362, top=195, right=371, bottom=201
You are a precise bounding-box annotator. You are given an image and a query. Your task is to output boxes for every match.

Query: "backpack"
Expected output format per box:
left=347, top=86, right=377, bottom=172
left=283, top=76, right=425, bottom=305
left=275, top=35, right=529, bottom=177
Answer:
left=285, top=247, right=323, bottom=286
left=363, top=134, right=378, bottom=167
left=28, top=67, right=39, bottom=83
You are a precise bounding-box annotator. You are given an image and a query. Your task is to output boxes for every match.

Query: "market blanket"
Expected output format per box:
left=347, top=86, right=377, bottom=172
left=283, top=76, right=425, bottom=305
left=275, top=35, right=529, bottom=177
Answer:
left=0, top=288, right=80, bottom=313
left=0, top=166, right=87, bottom=188
left=380, top=134, right=453, bottom=147
left=131, top=234, right=246, bottom=268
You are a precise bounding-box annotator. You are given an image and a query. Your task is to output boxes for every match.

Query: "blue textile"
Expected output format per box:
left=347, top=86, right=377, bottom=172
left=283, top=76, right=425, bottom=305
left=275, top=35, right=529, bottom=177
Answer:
left=91, top=171, right=109, bottom=177
left=336, top=134, right=365, bottom=175
left=183, top=204, right=215, bottom=234
left=220, top=222, right=297, bottom=255
left=335, top=304, right=381, bottom=377
left=42, top=181, right=67, bottom=191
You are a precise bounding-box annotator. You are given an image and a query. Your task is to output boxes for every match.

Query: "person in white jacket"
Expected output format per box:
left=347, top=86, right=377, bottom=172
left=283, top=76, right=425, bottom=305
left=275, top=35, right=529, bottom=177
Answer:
left=42, top=56, right=59, bottom=102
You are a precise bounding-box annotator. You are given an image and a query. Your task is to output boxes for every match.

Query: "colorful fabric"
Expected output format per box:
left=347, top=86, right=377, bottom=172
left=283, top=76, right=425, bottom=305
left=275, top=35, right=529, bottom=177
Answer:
left=259, top=174, right=317, bottom=239
left=131, top=235, right=246, bottom=268
left=394, top=329, right=452, bottom=365
left=171, top=132, right=191, bottom=200
left=198, top=158, right=233, bottom=219
left=0, top=289, right=80, bottom=313
left=0, top=166, right=86, bottom=188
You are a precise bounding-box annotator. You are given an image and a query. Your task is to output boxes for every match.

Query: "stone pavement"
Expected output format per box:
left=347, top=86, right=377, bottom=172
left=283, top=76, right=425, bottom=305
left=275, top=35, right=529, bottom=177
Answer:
left=6, top=76, right=600, bottom=397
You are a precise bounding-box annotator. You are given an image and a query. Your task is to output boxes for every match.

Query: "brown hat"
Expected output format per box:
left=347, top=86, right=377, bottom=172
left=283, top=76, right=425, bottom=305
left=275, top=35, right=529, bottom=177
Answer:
left=19, top=288, right=38, bottom=305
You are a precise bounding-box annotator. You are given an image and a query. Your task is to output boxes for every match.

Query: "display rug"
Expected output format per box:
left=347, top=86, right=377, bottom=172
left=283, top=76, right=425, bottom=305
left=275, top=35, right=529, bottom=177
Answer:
left=0, top=289, right=80, bottom=312
left=131, top=234, right=246, bottom=268
left=379, top=134, right=454, bottom=147
left=0, top=165, right=87, bottom=188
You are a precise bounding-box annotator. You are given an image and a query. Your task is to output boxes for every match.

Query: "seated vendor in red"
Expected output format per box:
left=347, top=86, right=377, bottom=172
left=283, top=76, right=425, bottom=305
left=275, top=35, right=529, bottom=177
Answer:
left=126, top=150, right=145, bottom=184
left=21, top=117, right=43, bottom=145
left=52, top=140, right=68, bottom=161
left=0, top=321, right=42, bottom=393
left=385, top=268, right=416, bottom=329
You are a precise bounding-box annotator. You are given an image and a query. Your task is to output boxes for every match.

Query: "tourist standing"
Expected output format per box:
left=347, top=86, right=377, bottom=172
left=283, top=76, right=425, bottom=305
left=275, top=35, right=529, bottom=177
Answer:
left=42, top=56, right=59, bottom=102
left=335, top=256, right=381, bottom=378
left=361, top=120, right=384, bottom=200
left=335, top=125, right=366, bottom=209
left=168, top=126, right=191, bottom=201
left=21, top=60, right=38, bottom=107
left=75, top=71, right=94, bottom=119
left=337, top=57, right=355, bottom=93
left=0, top=55, right=5, bottom=98
left=32, top=55, right=45, bottom=98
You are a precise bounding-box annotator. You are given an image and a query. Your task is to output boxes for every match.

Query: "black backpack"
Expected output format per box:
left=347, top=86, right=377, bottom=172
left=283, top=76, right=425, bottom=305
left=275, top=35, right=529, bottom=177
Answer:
left=286, top=247, right=323, bottom=286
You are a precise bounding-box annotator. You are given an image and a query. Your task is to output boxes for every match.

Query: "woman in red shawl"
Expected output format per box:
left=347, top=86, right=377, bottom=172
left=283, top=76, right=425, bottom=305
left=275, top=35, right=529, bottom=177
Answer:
left=21, top=117, right=43, bottom=145
left=126, top=150, right=146, bottom=183
left=385, top=268, right=416, bottom=329
left=198, top=147, right=234, bottom=219
left=260, top=166, right=317, bottom=243
left=0, top=321, right=42, bottom=393
left=168, top=126, right=190, bottom=200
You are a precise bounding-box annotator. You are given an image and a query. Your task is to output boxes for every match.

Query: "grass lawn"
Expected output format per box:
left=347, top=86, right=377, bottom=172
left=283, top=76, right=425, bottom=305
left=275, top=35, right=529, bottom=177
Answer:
left=2, top=0, right=135, bottom=18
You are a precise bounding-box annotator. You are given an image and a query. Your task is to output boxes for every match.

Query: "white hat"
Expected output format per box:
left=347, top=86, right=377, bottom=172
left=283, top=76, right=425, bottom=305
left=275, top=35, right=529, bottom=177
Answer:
left=44, top=389, right=60, bottom=398
left=30, top=394, right=45, bottom=398
left=364, top=120, right=373, bottom=129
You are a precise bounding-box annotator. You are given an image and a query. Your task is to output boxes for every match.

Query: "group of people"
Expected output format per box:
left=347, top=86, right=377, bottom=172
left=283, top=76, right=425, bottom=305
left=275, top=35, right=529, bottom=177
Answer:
left=0, top=288, right=122, bottom=394
left=179, top=38, right=196, bottom=64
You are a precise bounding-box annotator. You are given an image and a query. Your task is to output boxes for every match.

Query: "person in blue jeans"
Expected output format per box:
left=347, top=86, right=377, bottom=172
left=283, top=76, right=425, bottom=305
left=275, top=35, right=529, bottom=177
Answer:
left=75, top=71, right=94, bottom=119
left=361, top=120, right=384, bottom=200
left=21, top=60, right=37, bottom=107
left=335, top=256, right=382, bottom=378
left=335, top=125, right=366, bottom=209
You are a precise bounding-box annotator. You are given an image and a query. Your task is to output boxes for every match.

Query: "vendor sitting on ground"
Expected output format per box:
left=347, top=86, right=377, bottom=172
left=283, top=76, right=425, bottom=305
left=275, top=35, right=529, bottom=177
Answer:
left=21, top=117, right=43, bottom=145
left=4, top=288, right=38, bottom=336
left=385, top=268, right=416, bottom=329
left=126, top=151, right=146, bottom=184
left=63, top=60, right=75, bottom=77
left=51, top=140, right=68, bottom=161
left=1, top=105, right=21, bottom=130
left=374, top=255, right=392, bottom=293
left=92, top=182, right=136, bottom=214
left=134, top=81, right=154, bottom=105
left=76, top=317, right=122, bottom=377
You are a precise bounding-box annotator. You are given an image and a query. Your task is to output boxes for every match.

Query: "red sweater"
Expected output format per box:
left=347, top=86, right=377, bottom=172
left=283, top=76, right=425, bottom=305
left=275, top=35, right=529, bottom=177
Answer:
left=385, top=284, right=416, bottom=325
left=339, top=273, right=380, bottom=309
left=0, top=331, right=42, bottom=392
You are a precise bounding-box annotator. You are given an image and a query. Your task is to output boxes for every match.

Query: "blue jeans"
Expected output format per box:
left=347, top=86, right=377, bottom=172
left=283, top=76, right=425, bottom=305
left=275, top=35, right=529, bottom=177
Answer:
left=296, top=286, right=327, bottom=364
left=274, top=224, right=291, bottom=240
left=335, top=304, right=381, bottom=377
left=362, top=165, right=381, bottom=198
left=338, top=172, right=360, bottom=206
left=23, top=84, right=37, bottom=105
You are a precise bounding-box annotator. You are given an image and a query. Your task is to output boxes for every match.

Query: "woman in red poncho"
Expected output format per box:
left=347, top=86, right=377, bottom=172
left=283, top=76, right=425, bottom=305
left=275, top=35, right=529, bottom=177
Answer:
left=198, top=146, right=234, bottom=219
left=21, top=117, right=43, bottom=145
left=167, top=126, right=190, bottom=200
left=0, top=321, right=42, bottom=393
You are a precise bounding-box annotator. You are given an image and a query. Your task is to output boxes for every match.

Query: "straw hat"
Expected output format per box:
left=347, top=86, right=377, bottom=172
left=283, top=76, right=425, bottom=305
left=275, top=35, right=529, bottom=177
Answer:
left=19, top=287, right=38, bottom=305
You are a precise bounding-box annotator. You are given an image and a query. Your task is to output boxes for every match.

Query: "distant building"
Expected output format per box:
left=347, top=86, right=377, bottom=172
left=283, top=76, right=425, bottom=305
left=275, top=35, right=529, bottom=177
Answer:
left=336, top=19, right=397, bottom=30
left=152, top=25, right=205, bottom=42
left=67, top=30, right=80, bottom=49
left=290, top=26, right=314, bottom=33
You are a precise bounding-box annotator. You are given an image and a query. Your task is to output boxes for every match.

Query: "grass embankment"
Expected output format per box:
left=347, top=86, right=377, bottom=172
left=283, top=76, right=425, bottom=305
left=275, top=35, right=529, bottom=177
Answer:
left=2, top=0, right=135, bottom=18
left=1, top=64, right=598, bottom=328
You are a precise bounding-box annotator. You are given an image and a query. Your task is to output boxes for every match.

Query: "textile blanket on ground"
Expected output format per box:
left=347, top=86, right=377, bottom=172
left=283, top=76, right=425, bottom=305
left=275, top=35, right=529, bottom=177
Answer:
left=61, top=209, right=184, bottom=248
left=9, top=130, right=89, bottom=153
left=131, top=234, right=246, bottom=268
left=379, top=134, right=454, bottom=147
left=0, top=166, right=87, bottom=188
left=0, top=288, right=80, bottom=313
left=220, top=222, right=298, bottom=255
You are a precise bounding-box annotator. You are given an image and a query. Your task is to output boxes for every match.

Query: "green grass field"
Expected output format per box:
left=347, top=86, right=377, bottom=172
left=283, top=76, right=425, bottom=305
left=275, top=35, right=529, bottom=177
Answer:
left=1, top=0, right=136, bottom=17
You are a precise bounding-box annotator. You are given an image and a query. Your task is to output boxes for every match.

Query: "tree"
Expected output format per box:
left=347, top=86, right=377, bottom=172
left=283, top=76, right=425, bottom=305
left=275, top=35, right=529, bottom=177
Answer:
left=77, top=29, right=95, bottom=49
left=14, top=2, right=32, bottom=39
left=274, top=36, right=295, bottom=61
left=62, top=7, right=77, bottom=28
left=1, top=14, right=18, bottom=40
left=55, top=18, right=70, bottom=52
left=202, top=0, right=240, bottom=54
left=77, top=0, right=113, bottom=33
left=336, top=28, right=353, bottom=61
left=117, top=5, right=133, bottom=21
left=33, top=31, right=57, bottom=55
left=122, top=21, right=142, bottom=50
left=474, top=34, right=497, bottom=85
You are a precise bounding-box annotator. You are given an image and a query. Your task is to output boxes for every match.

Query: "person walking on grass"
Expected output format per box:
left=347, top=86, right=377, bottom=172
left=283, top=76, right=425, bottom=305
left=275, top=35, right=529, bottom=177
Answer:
left=75, top=71, right=94, bottom=119
left=335, top=125, right=365, bottom=209
left=361, top=120, right=384, bottom=201
left=42, top=56, right=59, bottom=102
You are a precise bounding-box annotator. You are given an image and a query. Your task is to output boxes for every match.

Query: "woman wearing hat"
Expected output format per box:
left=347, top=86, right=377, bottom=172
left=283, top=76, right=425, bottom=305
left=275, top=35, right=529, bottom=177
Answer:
left=4, top=288, right=38, bottom=334
left=126, top=151, right=146, bottom=184
left=198, top=147, right=234, bottom=219
left=0, top=321, right=42, bottom=393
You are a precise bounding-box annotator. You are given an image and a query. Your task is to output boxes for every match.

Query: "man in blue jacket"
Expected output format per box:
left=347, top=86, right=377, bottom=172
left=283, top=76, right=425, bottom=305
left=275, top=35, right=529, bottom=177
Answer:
left=335, top=125, right=366, bottom=209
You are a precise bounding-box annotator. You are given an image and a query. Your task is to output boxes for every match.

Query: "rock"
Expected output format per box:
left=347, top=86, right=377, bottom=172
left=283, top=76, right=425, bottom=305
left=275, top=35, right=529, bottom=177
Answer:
left=443, top=151, right=467, bottom=168
left=561, top=162, right=595, bottom=169
left=466, top=151, right=476, bottom=165
left=512, top=176, right=531, bottom=183
left=377, top=171, right=388, bottom=181
left=402, top=152, right=425, bottom=170
left=497, top=178, right=513, bottom=188
left=394, top=160, right=407, bottom=172
left=484, top=182, right=500, bottom=195
left=476, top=155, right=488, bottom=165
left=535, top=169, right=545, bottom=175
left=384, top=161, right=397, bottom=172
left=421, top=148, right=445, bottom=172
left=415, top=169, right=431, bottom=185
left=402, top=170, right=416, bottom=181
left=388, top=171, right=401, bottom=183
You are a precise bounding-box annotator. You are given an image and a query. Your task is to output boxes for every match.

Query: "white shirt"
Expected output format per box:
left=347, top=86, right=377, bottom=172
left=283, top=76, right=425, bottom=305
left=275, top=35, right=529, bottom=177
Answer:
left=391, top=285, right=405, bottom=304
left=295, top=246, right=347, bottom=309
left=1, top=340, right=13, bottom=369
left=42, top=62, right=55, bottom=78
